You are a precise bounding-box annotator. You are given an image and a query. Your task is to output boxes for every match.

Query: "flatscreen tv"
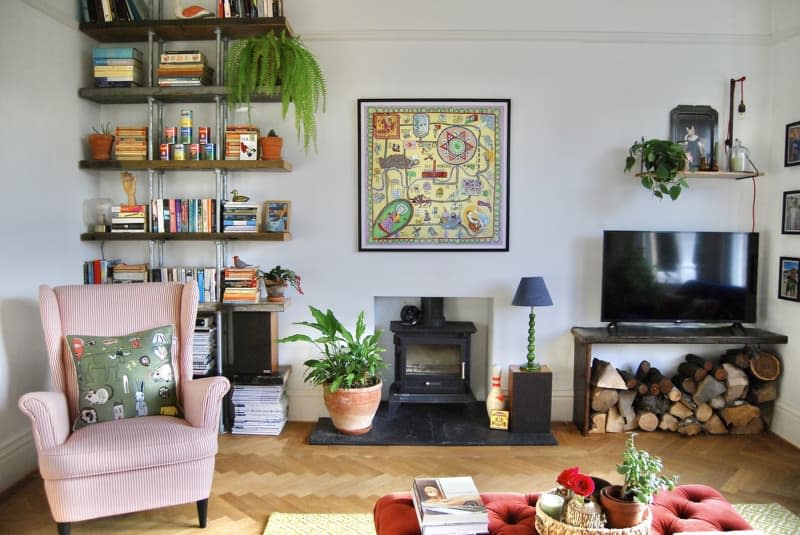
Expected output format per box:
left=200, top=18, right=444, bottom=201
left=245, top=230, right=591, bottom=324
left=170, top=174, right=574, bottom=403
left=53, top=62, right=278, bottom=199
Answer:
left=600, top=230, right=759, bottom=324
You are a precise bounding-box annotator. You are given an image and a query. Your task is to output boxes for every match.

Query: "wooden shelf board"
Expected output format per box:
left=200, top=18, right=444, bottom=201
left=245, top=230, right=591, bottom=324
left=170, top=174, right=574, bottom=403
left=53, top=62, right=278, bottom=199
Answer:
left=79, top=86, right=281, bottom=104
left=80, top=231, right=291, bottom=242
left=198, top=299, right=290, bottom=313
left=571, top=325, right=787, bottom=345
left=636, top=171, right=764, bottom=180
left=79, top=17, right=292, bottom=43
left=79, top=159, right=292, bottom=171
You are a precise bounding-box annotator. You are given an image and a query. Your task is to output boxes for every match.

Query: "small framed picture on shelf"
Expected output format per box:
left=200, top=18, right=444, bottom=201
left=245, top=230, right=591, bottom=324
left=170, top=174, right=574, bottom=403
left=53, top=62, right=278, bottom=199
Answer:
left=264, top=200, right=290, bottom=232
left=785, top=120, right=800, bottom=167
left=778, top=256, right=800, bottom=301
left=670, top=105, right=718, bottom=171
left=782, top=190, right=800, bottom=234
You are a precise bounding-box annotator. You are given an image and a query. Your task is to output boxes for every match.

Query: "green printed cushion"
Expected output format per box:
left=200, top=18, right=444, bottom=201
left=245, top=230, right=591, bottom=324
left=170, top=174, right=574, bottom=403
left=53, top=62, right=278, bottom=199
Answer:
left=66, top=325, right=181, bottom=430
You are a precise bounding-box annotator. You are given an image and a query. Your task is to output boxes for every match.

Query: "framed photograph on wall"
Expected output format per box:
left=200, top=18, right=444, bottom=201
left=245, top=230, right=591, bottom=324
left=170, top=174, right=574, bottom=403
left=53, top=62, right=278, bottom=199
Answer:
left=358, top=99, right=510, bottom=251
left=264, top=200, right=290, bottom=232
left=782, top=190, right=800, bottom=234
left=669, top=105, right=718, bottom=171
left=778, top=256, right=800, bottom=301
left=785, top=120, right=800, bottom=167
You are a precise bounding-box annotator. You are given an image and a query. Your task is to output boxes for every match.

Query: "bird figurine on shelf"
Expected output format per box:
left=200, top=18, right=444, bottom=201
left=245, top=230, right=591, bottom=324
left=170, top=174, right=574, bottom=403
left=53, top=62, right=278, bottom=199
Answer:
left=175, top=1, right=214, bottom=19
left=233, top=256, right=257, bottom=269
left=230, top=189, right=250, bottom=202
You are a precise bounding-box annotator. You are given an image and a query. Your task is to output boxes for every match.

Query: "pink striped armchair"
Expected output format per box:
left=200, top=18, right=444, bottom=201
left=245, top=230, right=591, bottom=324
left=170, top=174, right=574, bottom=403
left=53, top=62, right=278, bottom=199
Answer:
left=18, top=282, right=230, bottom=535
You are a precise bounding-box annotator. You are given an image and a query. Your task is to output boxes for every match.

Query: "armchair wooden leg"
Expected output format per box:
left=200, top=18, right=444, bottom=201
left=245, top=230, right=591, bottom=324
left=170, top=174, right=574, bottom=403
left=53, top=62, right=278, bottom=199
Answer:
left=197, top=498, right=209, bottom=528
left=57, top=522, right=71, bottom=535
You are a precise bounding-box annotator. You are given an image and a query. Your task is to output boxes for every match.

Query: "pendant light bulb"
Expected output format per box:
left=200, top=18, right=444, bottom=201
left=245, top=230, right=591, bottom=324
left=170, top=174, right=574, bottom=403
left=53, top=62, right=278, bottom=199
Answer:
left=738, top=100, right=746, bottom=120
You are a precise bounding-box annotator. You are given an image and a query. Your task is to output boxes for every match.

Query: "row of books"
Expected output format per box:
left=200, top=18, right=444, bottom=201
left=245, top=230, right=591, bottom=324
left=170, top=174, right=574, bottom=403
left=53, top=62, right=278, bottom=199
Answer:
left=158, top=50, right=214, bottom=87
left=222, top=202, right=259, bottom=233
left=83, top=259, right=118, bottom=284
left=81, top=0, right=149, bottom=23
left=222, top=267, right=259, bottom=303
left=412, top=476, right=488, bottom=535
left=193, top=315, right=217, bottom=377
left=220, top=0, right=283, bottom=19
left=231, top=366, right=290, bottom=436
left=150, top=198, right=217, bottom=234
left=115, top=126, right=148, bottom=160
left=93, top=48, right=144, bottom=88
left=225, top=125, right=260, bottom=160
left=150, top=267, right=218, bottom=304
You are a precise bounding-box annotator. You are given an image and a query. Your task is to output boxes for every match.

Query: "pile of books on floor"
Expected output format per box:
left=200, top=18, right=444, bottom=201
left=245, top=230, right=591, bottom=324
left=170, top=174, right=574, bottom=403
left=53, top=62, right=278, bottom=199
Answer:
left=83, top=258, right=119, bottom=284
left=112, top=263, right=148, bottom=283
left=225, top=125, right=260, bottom=160
left=115, top=126, right=148, bottom=160
left=231, top=366, right=291, bottom=435
left=157, top=50, right=214, bottom=87
left=150, top=267, right=218, bottom=304
left=93, top=47, right=143, bottom=88
left=222, top=201, right=259, bottom=233
left=192, top=315, right=216, bottom=377
left=222, top=267, right=259, bottom=303
left=412, top=476, right=488, bottom=535
left=111, top=204, right=148, bottom=233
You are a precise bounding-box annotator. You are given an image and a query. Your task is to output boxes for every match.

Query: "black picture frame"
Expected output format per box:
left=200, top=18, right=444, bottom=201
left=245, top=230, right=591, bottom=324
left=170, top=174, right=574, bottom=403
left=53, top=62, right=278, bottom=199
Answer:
left=778, top=256, right=800, bottom=301
left=782, top=190, right=800, bottom=234
left=785, top=120, right=800, bottom=167
left=669, top=105, right=718, bottom=171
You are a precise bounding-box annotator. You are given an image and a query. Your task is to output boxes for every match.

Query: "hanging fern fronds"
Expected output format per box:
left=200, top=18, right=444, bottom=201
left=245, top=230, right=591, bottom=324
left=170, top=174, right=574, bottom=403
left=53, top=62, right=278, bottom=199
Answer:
left=225, top=30, right=327, bottom=153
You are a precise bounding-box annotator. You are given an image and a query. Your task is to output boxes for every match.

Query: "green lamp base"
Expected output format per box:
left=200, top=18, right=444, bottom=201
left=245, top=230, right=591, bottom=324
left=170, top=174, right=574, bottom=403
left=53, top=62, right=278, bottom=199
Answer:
left=519, top=361, right=541, bottom=372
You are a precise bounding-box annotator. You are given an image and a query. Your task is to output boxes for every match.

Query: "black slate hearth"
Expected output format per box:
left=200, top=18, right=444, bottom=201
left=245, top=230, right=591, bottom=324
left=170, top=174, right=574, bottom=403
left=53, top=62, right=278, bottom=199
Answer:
left=308, top=402, right=557, bottom=446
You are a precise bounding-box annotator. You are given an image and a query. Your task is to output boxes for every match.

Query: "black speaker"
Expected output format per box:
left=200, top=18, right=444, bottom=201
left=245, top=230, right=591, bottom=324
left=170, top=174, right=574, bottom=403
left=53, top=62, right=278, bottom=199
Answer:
left=231, top=311, right=278, bottom=377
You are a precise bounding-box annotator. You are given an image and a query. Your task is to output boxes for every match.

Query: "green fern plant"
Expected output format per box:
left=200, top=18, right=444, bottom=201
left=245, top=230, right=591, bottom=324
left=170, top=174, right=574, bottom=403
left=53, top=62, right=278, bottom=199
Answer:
left=225, top=31, right=326, bottom=153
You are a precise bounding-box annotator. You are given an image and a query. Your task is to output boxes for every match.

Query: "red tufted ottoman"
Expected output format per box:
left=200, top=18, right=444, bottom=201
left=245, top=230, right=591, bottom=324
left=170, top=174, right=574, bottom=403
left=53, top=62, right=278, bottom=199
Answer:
left=373, top=484, right=754, bottom=535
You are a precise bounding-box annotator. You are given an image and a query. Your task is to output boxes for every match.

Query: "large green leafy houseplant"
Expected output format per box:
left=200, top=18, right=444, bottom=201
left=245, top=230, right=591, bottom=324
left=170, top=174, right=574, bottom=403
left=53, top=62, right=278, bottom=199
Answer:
left=625, top=138, right=688, bottom=200
left=278, top=306, right=386, bottom=392
left=616, top=433, right=678, bottom=504
left=225, top=31, right=326, bottom=152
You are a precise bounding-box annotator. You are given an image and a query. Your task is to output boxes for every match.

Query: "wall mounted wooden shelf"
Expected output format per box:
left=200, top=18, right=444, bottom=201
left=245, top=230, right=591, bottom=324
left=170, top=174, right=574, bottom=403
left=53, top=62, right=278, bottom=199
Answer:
left=198, top=299, right=290, bottom=313
left=636, top=171, right=764, bottom=181
left=79, top=160, right=292, bottom=171
left=80, top=232, right=290, bottom=242
left=79, top=17, right=292, bottom=42
left=78, top=86, right=282, bottom=104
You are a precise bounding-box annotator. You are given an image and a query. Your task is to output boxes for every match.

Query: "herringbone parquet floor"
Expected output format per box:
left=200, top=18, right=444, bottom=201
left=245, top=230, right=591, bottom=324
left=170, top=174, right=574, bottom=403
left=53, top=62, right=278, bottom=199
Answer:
left=1, top=422, right=798, bottom=534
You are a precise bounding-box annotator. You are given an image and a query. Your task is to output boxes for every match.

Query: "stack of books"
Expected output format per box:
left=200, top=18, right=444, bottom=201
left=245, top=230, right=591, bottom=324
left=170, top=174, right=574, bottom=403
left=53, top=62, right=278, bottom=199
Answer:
left=231, top=366, right=291, bottom=435
left=150, top=267, right=218, bottom=303
left=150, top=198, right=216, bottom=233
left=112, top=263, right=149, bottom=283
left=222, top=201, right=259, bottom=233
left=83, top=259, right=118, bottom=284
left=218, top=0, right=283, bottom=18
left=225, top=125, right=260, bottom=160
left=81, top=0, right=150, bottom=22
left=93, top=47, right=143, bottom=88
left=411, top=476, right=489, bottom=535
left=114, top=126, right=148, bottom=160
left=157, top=50, right=214, bottom=87
left=193, top=315, right=217, bottom=377
left=222, top=267, right=259, bottom=303
left=111, top=204, right=148, bottom=233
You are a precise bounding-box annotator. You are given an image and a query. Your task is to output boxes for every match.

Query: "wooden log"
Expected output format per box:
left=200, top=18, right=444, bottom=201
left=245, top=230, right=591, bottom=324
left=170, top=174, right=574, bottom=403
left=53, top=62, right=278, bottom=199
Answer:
left=636, top=382, right=649, bottom=396
left=636, top=411, right=659, bottom=432
left=669, top=401, right=694, bottom=420
left=678, top=361, right=708, bottom=382
left=644, top=367, right=673, bottom=395
left=666, top=386, right=682, bottom=402
left=618, top=370, right=640, bottom=391
left=589, top=411, right=607, bottom=433
left=730, top=416, right=765, bottom=435
left=722, top=347, right=753, bottom=369
left=709, top=395, right=726, bottom=410
left=658, top=413, right=679, bottom=432
left=591, top=358, right=629, bottom=389
left=747, top=381, right=777, bottom=404
left=723, top=363, right=749, bottom=401
left=680, top=392, right=698, bottom=411
left=720, top=403, right=760, bottom=428
left=605, top=405, right=625, bottom=433
left=686, top=353, right=713, bottom=371
left=618, top=390, right=637, bottom=431
left=591, top=386, right=620, bottom=412
left=709, top=363, right=728, bottom=382
left=702, top=414, right=728, bottom=435
left=634, top=394, right=670, bottom=415
left=677, top=417, right=703, bottom=436
left=635, top=360, right=651, bottom=382
left=694, top=402, right=713, bottom=423
left=672, top=374, right=697, bottom=394
left=749, top=352, right=781, bottom=382
left=693, top=376, right=726, bottom=405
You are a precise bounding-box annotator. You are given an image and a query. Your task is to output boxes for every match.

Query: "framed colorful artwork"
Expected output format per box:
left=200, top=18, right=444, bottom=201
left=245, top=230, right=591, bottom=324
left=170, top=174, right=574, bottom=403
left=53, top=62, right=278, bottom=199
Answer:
left=782, top=190, right=800, bottom=234
left=358, top=99, right=510, bottom=251
left=778, top=256, right=800, bottom=301
left=785, top=120, right=800, bottom=167
left=264, top=200, right=290, bottom=232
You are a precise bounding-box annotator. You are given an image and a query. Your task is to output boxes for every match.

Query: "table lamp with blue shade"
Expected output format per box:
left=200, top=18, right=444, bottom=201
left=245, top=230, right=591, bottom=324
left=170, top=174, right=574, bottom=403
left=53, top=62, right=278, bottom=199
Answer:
left=512, top=276, right=553, bottom=371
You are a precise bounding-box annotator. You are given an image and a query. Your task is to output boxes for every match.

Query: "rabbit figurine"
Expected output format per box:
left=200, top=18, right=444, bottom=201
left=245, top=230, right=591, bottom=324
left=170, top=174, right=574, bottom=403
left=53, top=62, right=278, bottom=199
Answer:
left=135, top=381, right=148, bottom=416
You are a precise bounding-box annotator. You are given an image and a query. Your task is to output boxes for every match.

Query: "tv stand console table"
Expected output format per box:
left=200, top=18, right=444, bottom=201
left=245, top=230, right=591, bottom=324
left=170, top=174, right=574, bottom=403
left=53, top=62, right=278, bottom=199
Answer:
left=570, top=325, right=788, bottom=435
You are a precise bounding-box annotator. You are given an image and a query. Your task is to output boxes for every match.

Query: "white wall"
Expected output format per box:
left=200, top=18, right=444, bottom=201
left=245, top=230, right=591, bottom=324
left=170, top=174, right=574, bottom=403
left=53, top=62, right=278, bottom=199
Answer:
left=1, top=0, right=797, bottom=492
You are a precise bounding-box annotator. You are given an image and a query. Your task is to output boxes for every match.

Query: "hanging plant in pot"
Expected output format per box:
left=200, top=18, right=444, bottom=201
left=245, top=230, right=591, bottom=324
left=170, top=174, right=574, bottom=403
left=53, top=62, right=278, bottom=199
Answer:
left=278, top=306, right=387, bottom=435
left=624, top=138, right=688, bottom=200
left=88, top=122, right=114, bottom=160
left=600, top=433, right=678, bottom=528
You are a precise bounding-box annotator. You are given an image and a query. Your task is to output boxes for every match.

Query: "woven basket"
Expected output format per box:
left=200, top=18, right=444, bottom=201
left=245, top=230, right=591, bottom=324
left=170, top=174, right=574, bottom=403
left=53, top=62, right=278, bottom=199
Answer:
left=535, top=490, right=651, bottom=535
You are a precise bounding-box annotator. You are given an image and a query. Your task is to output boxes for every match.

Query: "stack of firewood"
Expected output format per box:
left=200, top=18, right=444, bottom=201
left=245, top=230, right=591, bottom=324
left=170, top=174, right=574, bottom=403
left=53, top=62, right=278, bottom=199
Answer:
left=589, top=346, right=781, bottom=436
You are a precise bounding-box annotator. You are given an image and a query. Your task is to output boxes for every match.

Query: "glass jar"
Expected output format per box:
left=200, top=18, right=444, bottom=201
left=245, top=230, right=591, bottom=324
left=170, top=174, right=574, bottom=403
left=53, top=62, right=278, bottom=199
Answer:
left=730, top=138, right=750, bottom=172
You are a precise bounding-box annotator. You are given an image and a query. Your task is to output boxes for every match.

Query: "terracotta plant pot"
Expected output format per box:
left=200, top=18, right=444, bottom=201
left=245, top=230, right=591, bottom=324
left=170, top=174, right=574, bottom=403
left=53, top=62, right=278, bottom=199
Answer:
left=260, top=136, right=283, bottom=160
left=599, top=485, right=648, bottom=528
left=265, top=282, right=286, bottom=302
left=88, top=134, right=114, bottom=160
left=322, top=380, right=382, bottom=435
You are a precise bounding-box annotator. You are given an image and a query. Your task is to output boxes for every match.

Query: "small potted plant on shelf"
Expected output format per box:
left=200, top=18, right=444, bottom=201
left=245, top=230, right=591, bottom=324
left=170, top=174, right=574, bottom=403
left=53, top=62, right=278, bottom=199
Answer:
left=258, top=265, right=302, bottom=302
left=260, top=129, right=283, bottom=160
left=225, top=30, right=326, bottom=153
left=278, top=306, right=386, bottom=435
left=88, top=122, right=114, bottom=160
left=624, top=138, right=688, bottom=200
left=599, top=433, right=678, bottom=528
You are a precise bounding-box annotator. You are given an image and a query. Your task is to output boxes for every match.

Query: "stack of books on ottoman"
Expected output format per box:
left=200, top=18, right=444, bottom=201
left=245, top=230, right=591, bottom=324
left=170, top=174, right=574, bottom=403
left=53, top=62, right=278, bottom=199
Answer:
left=412, top=476, right=488, bottom=535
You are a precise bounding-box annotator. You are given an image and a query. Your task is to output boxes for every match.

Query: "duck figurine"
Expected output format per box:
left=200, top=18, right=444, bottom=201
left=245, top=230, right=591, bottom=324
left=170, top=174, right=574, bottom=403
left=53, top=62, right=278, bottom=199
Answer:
left=230, top=189, right=250, bottom=202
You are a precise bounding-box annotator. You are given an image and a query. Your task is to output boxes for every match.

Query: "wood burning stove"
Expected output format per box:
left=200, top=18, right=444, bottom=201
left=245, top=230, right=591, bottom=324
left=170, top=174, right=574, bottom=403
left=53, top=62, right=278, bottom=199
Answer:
left=389, top=298, right=477, bottom=407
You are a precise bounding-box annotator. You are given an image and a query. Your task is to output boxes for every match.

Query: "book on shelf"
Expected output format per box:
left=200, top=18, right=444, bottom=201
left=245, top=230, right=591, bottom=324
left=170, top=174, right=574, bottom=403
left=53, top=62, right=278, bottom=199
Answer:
left=230, top=366, right=290, bottom=435
left=160, top=51, right=207, bottom=64
left=83, top=258, right=119, bottom=284
left=412, top=476, right=488, bottom=532
left=225, top=125, right=260, bottom=160
left=93, top=47, right=144, bottom=61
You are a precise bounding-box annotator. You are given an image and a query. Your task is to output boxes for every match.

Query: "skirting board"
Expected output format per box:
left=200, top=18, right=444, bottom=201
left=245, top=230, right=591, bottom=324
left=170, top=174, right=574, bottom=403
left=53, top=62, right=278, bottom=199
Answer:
left=771, top=401, right=800, bottom=448
left=0, top=429, right=36, bottom=492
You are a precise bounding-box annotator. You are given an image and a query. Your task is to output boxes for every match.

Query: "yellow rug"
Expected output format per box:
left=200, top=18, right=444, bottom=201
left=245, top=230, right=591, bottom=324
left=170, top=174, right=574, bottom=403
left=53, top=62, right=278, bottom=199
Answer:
left=734, top=503, right=800, bottom=535
left=263, top=513, right=376, bottom=535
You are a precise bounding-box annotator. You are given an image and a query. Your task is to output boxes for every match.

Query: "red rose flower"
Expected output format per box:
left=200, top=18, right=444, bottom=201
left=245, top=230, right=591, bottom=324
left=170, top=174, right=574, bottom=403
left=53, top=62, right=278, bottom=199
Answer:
left=556, top=466, right=580, bottom=488
left=567, top=473, right=595, bottom=497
